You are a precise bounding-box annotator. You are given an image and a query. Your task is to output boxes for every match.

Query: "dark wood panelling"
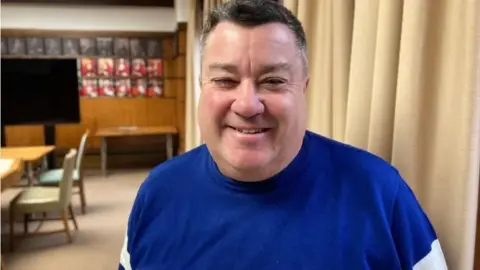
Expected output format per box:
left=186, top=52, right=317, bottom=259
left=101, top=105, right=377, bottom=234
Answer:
left=175, top=23, right=187, bottom=153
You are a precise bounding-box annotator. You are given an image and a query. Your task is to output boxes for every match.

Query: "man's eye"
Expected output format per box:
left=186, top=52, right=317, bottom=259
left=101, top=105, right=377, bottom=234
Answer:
left=212, top=78, right=237, bottom=88
left=262, top=78, right=285, bottom=87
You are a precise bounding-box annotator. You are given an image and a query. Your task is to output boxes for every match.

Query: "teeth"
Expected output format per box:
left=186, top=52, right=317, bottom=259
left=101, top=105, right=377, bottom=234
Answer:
left=235, top=128, right=264, bottom=134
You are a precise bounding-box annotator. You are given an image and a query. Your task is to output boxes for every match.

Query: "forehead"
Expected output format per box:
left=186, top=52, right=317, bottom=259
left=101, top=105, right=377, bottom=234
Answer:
left=202, top=21, right=299, bottom=67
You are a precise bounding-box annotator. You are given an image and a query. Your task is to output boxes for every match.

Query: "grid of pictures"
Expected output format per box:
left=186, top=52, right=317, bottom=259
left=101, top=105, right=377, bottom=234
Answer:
left=2, top=36, right=165, bottom=98
left=77, top=37, right=164, bottom=98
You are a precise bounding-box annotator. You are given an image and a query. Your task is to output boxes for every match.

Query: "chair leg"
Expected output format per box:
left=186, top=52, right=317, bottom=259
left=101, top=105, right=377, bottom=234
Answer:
left=78, top=177, right=87, bottom=214
left=68, top=204, right=79, bottom=230
left=9, top=208, right=15, bottom=252
left=23, top=214, right=29, bottom=235
left=61, top=209, right=72, bottom=243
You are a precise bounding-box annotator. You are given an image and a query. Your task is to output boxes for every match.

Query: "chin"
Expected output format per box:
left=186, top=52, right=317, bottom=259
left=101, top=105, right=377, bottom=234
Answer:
left=226, top=148, right=272, bottom=170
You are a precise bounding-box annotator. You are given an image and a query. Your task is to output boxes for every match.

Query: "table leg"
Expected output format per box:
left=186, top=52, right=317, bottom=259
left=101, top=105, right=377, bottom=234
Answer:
left=166, top=134, right=173, bottom=160
left=26, top=162, right=34, bottom=186
left=101, top=137, right=107, bottom=177
left=42, top=156, right=48, bottom=171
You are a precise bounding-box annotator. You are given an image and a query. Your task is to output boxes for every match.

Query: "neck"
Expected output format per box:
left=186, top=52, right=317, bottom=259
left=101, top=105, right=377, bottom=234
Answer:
left=217, top=138, right=304, bottom=183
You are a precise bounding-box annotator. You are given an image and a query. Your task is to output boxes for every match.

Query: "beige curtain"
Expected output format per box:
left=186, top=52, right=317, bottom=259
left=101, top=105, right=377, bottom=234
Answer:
left=284, top=0, right=480, bottom=269
left=185, top=0, right=201, bottom=152
left=185, top=0, right=230, bottom=151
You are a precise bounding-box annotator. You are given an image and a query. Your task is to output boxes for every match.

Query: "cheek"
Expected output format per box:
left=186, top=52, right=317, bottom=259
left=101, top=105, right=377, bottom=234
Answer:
left=198, top=91, right=232, bottom=125
left=263, top=95, right=299, bottom=124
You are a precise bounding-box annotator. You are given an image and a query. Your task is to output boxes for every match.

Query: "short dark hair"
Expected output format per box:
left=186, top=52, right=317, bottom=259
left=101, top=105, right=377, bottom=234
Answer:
left=200, top=0, right=308, bottom=71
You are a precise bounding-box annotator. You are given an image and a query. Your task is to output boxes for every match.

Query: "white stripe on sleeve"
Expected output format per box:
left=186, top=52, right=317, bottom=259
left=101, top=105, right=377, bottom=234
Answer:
left=120, top=227, right=132, bottom=270
left=413, top=239, right=448, bottom=270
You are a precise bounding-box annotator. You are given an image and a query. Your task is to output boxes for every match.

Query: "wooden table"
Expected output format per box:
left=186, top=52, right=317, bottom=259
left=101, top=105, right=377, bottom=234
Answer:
left=0, top=158, right=22, bottom=270
left=0, top=158, right=23, bottom=191
left=1, top=146, right=56, bottom=185
left=95, top=126, right=178, bottom=177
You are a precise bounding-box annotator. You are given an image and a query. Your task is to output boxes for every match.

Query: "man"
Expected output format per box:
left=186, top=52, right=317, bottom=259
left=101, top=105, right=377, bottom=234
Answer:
left=119, top=0, right=448, bottom=269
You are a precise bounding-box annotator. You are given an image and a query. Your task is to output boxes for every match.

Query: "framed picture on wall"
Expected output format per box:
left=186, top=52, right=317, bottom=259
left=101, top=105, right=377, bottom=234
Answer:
left=147, top=78, right=163, bottom=97
left=115, top=79, right=131, bottom=97
left=98, top=58, right=114, bottom=77
left=97, top=37, right=113, bottom=57
left=44, top=37, right=62, bottom=56
left=147, top=59, right=163, bottom=77
left=132, top=58, right=147, bottom=77
left=132, top=78, right=147, bottom=97
left=63, top=37, right=80, bottom=56
left=147, top=39, right=162, bottom=58
left=115, top=58, right=130, bottom=77
left=27, top=37, right=45, bottom=55
left=80, top=38, right=96, bottom=56
left=79, top=79, right=98, bottom=98
left=114, top=38, right=130, bottom=57
left=8, top=37, right=26, bottom=55
left=98, top=78, right=116, bottom=97
left=80, top=58, right=97, bottom=77
left=130, top=38, right=147, bottom=58
left=1, top=37, right=8, bottom=55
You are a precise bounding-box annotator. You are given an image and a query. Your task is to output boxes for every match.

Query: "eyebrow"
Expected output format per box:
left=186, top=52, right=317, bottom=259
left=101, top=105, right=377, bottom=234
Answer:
left=207, top=62, right=292, bottom=74
left=208, top=63, right=238, bottom=73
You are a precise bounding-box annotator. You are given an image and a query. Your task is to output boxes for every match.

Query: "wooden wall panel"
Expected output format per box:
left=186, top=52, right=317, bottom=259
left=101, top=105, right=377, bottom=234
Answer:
left=175, top=23, right=187, bottom=153
left=5, top=125, right=44, bottom=146
left=55, top=98, right=176, bottom=149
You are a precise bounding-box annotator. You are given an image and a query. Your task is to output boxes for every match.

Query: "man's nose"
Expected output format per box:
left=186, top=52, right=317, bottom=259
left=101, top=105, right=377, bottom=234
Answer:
left=231, top=81, right=265, bottom=118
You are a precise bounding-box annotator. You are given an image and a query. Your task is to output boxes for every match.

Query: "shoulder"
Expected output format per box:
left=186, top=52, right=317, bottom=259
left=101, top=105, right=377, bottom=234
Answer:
left=124, top=144, right=210, bottom=238
left=141, top=144, right=210, bottom=192
left=306, top=131, right=402, bottom=218
left=130, top=144, right=210, bottom=216
left=306, top=132, right=446, bottom=268
left=307, top=130, right=401, bottom=186
left=119, top=146, right=211, bottom=270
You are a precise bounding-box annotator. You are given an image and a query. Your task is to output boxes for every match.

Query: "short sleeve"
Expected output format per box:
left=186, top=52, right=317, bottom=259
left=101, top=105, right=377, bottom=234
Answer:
left=391, top=176, right=448, bottom=269
left=119, top=182, right=146, bottom=270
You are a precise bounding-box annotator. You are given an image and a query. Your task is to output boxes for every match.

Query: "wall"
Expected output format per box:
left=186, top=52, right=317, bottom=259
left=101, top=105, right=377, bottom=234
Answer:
left=174, top=0, right=189, bottom=22
left=1, top=3, right=178, bottom=32
left=2, top=2, right=188, bottom=169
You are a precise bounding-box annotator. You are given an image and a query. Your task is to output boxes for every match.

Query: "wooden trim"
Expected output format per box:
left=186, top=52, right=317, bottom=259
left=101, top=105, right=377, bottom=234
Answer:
left=172, top=29, right=179, bottom=58
left=1, top=29, right=174, bottom=38
left=178, top=23, right=187, bottom=31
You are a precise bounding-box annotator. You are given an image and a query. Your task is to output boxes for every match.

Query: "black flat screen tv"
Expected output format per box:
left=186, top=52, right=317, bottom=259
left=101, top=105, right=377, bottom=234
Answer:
left=1, top=58, right=81, bottom=126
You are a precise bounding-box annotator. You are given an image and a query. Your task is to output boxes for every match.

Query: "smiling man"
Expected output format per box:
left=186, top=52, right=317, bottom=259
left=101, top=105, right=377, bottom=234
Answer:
left=119, top=0, right=447, bottom=269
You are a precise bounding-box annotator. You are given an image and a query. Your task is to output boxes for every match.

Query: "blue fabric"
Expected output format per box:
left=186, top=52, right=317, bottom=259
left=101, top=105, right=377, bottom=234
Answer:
left=119, top=131, right=440, bottom=270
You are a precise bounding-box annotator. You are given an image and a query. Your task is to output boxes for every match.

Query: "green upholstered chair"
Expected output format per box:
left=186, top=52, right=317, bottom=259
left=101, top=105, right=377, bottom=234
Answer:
left=9, top=149, right=78, bottom=252
left=38, top=130, right=89, bottom=214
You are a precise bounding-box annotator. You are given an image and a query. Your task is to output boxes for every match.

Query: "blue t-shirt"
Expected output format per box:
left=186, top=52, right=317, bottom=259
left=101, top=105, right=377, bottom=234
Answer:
left=119, top=131, right=447, bottom=270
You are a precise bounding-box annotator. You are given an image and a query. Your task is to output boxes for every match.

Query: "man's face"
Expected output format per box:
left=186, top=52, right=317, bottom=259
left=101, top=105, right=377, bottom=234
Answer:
left=198, top=21, right=309, bottom=181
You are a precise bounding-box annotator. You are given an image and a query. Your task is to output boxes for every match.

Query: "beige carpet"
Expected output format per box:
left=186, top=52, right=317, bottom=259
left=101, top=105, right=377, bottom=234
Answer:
left=1, top=169, right=148, bottom=270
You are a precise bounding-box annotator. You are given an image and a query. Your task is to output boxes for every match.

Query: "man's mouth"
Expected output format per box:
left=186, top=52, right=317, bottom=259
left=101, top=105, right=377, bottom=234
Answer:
left=227, top=126, right=270, bottom=134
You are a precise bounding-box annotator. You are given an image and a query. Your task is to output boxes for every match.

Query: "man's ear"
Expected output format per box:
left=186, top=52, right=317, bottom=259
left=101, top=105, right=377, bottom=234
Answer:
left=303, top=77, right=310, bottom=94
left=197, top=69, right=202, bottom=85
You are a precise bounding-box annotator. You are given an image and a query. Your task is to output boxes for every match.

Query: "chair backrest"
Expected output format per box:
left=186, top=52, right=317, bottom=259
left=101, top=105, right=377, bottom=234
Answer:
left=59, top=148, right=77, bottom=208
left=76, top=129, right=90, bottom=170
